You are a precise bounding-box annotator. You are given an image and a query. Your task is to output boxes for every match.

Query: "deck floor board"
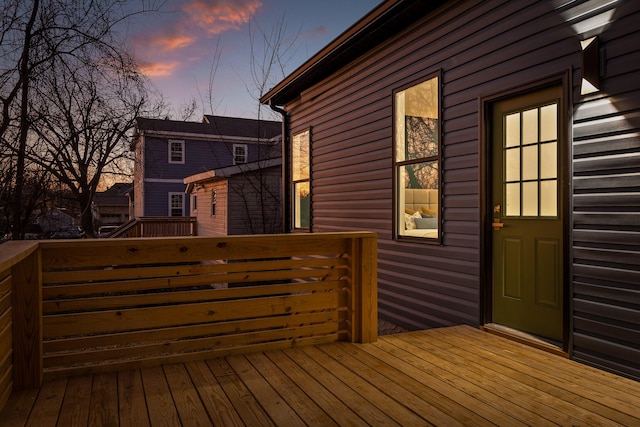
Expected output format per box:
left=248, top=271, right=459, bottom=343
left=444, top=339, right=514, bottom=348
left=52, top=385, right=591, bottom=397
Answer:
left=3, top=325, right=639, bottom=426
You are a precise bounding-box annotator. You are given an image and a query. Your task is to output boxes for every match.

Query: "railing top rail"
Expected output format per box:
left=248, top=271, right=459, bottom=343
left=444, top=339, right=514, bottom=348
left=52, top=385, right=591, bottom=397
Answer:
left=0, top=241, right=39, bottom=272
left=37, top=232, right=377, bottom=270
left=138, top=217, right=197, bottom=222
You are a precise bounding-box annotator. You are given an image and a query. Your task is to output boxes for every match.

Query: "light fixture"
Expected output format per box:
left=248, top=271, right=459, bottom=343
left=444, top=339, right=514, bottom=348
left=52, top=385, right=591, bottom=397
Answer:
left=581, top=36, right=600, bottom=95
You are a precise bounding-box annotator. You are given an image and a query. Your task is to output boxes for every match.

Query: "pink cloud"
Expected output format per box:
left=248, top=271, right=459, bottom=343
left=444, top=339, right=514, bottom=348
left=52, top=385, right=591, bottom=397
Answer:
left=183, top=0, right=262, bottom=35
left=130, top=0, right=262, bottom=79
left=156, top=34, right=196, bottom=51
left=138, top=61, right=180, bottom=77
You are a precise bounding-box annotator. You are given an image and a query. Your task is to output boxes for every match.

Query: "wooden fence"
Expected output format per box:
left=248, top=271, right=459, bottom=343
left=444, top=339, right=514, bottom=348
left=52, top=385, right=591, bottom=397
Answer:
left=0, top=232, right=377, bottom=396
left=111, top=217, right=197, bottom=238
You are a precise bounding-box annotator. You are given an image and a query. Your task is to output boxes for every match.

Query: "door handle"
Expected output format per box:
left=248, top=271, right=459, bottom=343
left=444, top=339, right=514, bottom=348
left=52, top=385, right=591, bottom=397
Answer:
left=492, top=219, right=505, bottom=230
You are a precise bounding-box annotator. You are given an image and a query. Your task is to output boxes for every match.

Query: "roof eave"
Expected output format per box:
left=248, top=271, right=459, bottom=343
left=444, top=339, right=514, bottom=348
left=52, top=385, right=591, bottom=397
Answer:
left=260, top=0, right=444, bottom=106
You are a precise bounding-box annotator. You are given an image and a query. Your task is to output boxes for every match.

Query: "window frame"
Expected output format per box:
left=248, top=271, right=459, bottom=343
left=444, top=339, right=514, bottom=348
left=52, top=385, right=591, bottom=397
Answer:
left=292, top=128, right=311, bottom=231
left=211, top=189, right=217, bottom=217
left=168, top=139, right=185, bottom=164
left=168, top=192, right=184, bottom=217
left=191, top=193, right=197, bottom=214
left=392, top=71, right=443, bottom=242
left=233, top=144, right=248, bottom=165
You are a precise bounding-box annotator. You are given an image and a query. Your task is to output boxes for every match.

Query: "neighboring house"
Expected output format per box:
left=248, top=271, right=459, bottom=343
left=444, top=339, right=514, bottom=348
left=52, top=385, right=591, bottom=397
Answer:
left=37, top=208, right=75, bottom=234
left=92, top=182, right=131, bottom=228
left=261, top=0, right=640, bottom=381
left=184, top=156, right=282, bottom=236
left=131, top=115, right=281, bottom=219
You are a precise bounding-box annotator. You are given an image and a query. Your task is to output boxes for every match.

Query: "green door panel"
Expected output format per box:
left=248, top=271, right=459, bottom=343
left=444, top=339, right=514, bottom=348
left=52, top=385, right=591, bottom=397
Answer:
left=491, top=86, right=564, bottom=342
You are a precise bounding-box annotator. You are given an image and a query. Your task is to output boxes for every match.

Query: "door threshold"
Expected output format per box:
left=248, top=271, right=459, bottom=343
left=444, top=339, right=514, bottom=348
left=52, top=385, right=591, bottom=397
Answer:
left=481, top=323, right=568, bottom=358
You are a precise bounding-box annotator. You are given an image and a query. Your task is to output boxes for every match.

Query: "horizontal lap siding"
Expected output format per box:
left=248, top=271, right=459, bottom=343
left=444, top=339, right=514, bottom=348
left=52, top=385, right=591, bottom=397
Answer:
left=228, top=167, right=282, bottom=235
left=287, top=0, right=640, bottom=381
left=289, top=0, right=577, bottom=331
left=571, top=2, right=640, bottom=381
left=195, top=181, right=227, bottom=236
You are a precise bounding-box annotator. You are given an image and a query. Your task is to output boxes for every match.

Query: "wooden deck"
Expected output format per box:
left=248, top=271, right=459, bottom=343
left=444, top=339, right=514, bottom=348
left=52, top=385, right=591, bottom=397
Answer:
left=3, top=325, right=639, bottom=426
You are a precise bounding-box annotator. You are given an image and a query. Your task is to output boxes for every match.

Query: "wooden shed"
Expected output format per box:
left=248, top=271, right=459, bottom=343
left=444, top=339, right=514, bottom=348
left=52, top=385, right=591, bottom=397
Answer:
left=261, top=0, right=640, bottom=380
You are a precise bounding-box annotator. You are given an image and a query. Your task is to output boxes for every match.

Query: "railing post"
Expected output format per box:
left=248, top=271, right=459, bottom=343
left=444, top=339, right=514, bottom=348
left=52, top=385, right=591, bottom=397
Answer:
left=12, top=248, right=42, bottom=389
left=349, top=234, right=378, bottom=343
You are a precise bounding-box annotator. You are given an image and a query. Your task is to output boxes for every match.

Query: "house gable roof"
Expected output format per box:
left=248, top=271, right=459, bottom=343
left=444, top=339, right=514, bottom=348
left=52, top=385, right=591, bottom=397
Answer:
left=134, top=115, right=281, bottom=141
left=183, top=157, right=282, bottom=193
left=260, top=0, right=447, bottom=106
left=93, top=183, right=132, bottom=207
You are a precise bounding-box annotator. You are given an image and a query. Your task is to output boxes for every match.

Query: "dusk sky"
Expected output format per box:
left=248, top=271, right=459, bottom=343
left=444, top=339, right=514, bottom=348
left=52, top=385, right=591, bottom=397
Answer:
left=128, top=0, right=380, bottom=120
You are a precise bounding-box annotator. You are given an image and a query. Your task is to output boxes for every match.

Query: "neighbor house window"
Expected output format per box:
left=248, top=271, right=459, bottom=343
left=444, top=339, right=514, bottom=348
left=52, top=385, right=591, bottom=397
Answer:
left=169, top=140, right=185, bottom=163
left=169, top=192, right=184, bottom=216
left=292, top=129, right=310, bottom=229
left=191, top=194, right=197, bottom=213
left=211, top=190, right=217, bottom=216
left=233, top=144, right=247, bottom=164
left=394, top=74, right=441, bottom=240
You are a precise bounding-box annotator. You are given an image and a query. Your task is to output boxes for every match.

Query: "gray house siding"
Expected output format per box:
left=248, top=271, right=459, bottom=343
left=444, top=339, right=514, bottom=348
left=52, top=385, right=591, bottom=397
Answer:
left=227, top=166, right=282, bottom=235
left=272, top=0, right=639, bottom=380
left=133, top=116, right=281, bottom=219
left=571, top=2, right=640, bottom=378
left=144, top=183, right=189, bottom=217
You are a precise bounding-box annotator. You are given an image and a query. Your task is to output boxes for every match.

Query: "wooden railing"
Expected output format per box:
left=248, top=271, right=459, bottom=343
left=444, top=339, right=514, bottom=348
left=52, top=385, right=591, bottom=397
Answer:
left=0, top=232, right=377, bottom=401
left=111, top=216, right=197, bottom=237
left=0, top=241, right=41, bottom=408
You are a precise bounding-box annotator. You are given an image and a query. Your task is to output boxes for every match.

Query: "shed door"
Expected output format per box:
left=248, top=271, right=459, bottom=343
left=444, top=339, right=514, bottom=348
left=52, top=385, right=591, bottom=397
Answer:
left=491, top=86, right=564, bottom=342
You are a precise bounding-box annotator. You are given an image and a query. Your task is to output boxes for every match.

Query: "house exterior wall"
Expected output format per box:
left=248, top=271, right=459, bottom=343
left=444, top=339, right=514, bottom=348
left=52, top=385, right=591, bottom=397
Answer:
left=280, top=0, right=639, bottom=380
left=191, top=181, right=228, bottom=236
left=136, top=135, right=268, bottom=217
left=94, top=205, right=129, bottom=226
left=227, top=166, right=282, bottom=235
left=133, top=138, right=145, bottom=217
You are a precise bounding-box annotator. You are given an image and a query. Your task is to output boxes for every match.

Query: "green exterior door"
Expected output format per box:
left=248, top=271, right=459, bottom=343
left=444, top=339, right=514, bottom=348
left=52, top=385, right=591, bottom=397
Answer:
left=491, top=86, right=564, bottom=342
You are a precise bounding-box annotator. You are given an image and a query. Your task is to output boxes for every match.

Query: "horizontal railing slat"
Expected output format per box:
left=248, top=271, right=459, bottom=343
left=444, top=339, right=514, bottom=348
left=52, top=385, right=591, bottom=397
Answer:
left=43, top=335, right=338, bottom=381
left=43, top=311, right=343, bottom=353
left=42, top=266, right=346, bottom=298
left=44, top=323, right=339, bottom=368
left=43, top=280, right=345, bottom=314
left=44, top=292, right=340, bottom=338
left=39, top=234, right=361, bottom=269
left=42, top=256, right=349, bottom=285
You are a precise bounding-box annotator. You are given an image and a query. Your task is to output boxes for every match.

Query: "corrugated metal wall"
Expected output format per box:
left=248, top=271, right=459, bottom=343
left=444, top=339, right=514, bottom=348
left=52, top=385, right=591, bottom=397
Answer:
left=285, top=0, right=639, bottom=380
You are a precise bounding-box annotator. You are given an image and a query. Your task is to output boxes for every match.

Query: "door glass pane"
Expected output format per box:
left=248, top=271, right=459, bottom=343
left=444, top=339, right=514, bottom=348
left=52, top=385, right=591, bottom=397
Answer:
left=540, top=142, right=557, bottom=179
left=522, top=182, right=538, bottom=216
left=503, top=101, right=559, bottom=218
left=541, top=180, right=557, bottom=216
left=506, top=183, right=520, bottom=216
left=505, top=148, right=520, bottom=181
left=506, top=113, right=520, bottom=148
left=522, top=145, right=538, bottom=180
left=540, top=104, right=557, bottom=142
left=522, top=108, right=538, bottom=144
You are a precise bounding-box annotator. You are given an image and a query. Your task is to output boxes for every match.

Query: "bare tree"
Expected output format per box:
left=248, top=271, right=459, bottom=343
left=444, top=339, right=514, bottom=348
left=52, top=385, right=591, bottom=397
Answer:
left=223, top=13, right=301, bottom=234
left=0, top=0, right=162, bottom=238
left=28, top=47, right=161, bottom=235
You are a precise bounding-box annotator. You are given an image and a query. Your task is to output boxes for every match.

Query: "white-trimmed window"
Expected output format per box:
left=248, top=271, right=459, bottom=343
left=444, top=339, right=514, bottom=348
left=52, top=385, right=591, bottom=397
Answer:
left=169, top=192, right=184, bottom=217
left=394, top=74, right=441, bottom=240
left=292, top=129, right=310, bottom=229
left=211, top=190, right=217, bottom=216
left=169, top=140, right=185, bottom=164
left=233, top=144, right=247, bottom=164
left=191, top=194, right=197, bottom=213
